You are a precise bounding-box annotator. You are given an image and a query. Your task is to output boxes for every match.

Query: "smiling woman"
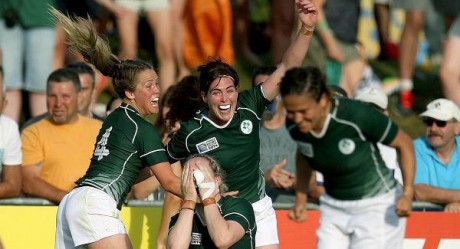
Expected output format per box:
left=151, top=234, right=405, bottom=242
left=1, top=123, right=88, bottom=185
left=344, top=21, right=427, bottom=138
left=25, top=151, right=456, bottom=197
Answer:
left=165, top=1, right=319, bottom=248
left=280, top=66, right=416, bottom=249
left=49, top=7, right=182, bottom=249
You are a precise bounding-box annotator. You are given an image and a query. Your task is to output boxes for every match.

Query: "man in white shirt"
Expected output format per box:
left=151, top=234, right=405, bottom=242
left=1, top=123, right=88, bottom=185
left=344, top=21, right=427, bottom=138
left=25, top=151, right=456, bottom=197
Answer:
left=0, top=61, right=22, bottom=199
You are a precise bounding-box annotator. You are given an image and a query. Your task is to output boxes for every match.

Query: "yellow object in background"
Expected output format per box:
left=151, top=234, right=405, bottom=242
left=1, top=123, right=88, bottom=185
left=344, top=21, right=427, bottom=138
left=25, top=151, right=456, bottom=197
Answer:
left=0, top=205, right=163, bottom=249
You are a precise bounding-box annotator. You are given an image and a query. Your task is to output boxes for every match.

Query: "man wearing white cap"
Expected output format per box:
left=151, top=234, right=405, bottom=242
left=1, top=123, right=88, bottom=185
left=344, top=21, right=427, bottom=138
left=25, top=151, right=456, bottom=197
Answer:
left=413, top=98, right=460, bottom=212
left=355, top=87, right=403, bottom=185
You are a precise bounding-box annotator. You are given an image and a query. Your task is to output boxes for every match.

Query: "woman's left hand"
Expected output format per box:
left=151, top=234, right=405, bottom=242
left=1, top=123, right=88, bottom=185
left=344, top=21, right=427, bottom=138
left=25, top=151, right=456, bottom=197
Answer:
left=296, top=0, right=318, bottom=29
left=396, top=194, right=412, bottom=217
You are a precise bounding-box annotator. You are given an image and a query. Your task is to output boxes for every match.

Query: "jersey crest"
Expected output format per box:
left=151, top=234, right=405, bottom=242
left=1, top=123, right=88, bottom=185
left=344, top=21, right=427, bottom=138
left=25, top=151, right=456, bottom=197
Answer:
left=94, top=126, right=112, bottom=160
left=191, top=232, right=202, bottom=245
left=298, top=141, right=314, bottom=157
left=240, top=120, right=253, bottom=134
left=338, top=138, right=355, bottom=155
left=196, top=137, right=219, bottom=153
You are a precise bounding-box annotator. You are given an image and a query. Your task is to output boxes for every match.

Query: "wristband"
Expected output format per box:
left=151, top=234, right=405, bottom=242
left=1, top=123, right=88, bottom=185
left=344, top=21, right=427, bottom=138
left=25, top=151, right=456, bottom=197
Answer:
left=181, top=200, right=196, bottom=211
left=203, top=198, right=216, bottom=206
left=300, top=24, right=314, bottom=36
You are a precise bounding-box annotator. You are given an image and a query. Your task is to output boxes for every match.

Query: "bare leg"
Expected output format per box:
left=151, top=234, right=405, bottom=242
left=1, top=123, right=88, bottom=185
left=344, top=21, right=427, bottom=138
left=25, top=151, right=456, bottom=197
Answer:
left=146, top=9, right=176, bottom=95
left=397, top=10, right=425, bottom=113
left=374, top=3, right=390, bottom=46
left=170, top=0, right=190, bottom=80
left=3, top=89, right=22, bottom=123
left=440, top=36, right=460, bottom=106
left=233, top=0, right=262, bottom=66
left=29, top=92, right=47, bottom=117
left=340, top=59, right=365, bottom=97
left=87, top=234, right=133, bottom=249
left=53, top=24, right=67, bottom=69
left=399, top=10, right=425, bottom=82
left=115, top=9, right=140, bottom=59
left=270, top=0, right=295, bottom=64
left=374, top=3, right=398, bottom=60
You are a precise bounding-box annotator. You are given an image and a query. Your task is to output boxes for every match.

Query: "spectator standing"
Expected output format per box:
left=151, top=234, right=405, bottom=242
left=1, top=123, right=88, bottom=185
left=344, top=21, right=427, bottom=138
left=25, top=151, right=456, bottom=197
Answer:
left=282, top=67, right=415, bottom=248
left=21, top=68, right=102, bottom=203
left=232, top=0, right=263, bottom=66
left=306, top=0, right=365, bottom=97
left=51, top=8, right=181, bottom=248
left=392, top=0, right=430, bottom=115
left=0, top=57, right=22, bottom=199
left=96, top=0, right=176, bottom=95
left=181, top=0, right=235, bottom=69
left=0, top=0, right=57, bottom=123
left=392, top=0, right=460, bottom=115
left=440, top=17, right=460, bottom=107
left=374, top=0, right=399, bottom=61
left=168, top=154, right=256, bottom=249
left=166, top=2, right=318, bottom=248
left=270, top=0, right=295, bottom=64
left=414, top=98, right=460, bottom=212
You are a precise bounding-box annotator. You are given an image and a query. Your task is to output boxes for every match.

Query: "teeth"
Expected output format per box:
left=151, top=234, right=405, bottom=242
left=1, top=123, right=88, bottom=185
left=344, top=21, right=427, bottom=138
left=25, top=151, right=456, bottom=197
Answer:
left=219, top=104, right=230, bottom=110
left=151, top=97, right=159, bottom=105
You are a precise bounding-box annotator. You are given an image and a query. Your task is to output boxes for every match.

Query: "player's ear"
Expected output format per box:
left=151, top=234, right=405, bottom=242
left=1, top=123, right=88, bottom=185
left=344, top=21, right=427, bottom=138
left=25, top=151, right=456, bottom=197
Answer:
left=201, top=91, right=206, bottom=103
left=125, top=90, right=135, bottom=100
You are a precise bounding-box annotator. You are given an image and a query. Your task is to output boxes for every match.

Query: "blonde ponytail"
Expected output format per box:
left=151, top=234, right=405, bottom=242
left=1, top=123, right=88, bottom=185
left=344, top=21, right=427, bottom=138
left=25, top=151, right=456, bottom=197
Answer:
left=49, top=7, right=120, bottom=77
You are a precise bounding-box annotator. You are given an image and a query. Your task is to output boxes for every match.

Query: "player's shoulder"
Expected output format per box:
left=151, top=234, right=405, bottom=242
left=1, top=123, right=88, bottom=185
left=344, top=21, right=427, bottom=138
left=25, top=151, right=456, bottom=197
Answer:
left=222, top=196, right=254, bottom=212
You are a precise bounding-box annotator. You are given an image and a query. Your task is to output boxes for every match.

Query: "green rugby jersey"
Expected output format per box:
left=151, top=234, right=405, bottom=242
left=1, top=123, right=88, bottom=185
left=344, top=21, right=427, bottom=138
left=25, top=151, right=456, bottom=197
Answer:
left=169, top=195, right=256, bottom=249
left=76, top=103, right=168, bottom=209
left=288, top=98, right=398, bottom=200
left=167, top=86, right=271, bottom=203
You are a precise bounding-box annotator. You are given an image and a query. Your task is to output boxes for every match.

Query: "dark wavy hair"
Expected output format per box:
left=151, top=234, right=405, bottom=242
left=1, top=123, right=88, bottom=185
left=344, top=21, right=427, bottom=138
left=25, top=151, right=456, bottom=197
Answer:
left=155, top=76, right=205, bottom=135
left=166, top=75, right=205, bottom=125
left=197, top=58, right=239, bottom=94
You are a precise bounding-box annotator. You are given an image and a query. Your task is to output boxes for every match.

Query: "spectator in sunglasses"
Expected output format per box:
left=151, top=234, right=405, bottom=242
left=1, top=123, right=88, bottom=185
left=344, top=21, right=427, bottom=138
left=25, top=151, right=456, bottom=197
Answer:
left=414, top=98, right=460, bottom=212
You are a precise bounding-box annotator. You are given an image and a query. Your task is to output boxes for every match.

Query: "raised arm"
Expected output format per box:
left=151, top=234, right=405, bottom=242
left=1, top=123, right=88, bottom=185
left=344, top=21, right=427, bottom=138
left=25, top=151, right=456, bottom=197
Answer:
left=167, top=163, right=197, bottom=249
left=262, top=0, right=318, bottom=101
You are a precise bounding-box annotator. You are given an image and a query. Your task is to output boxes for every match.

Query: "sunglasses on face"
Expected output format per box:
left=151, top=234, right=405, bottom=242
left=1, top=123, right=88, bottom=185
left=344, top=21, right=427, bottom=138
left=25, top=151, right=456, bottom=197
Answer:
left=423, top=118, right=447, bottom=128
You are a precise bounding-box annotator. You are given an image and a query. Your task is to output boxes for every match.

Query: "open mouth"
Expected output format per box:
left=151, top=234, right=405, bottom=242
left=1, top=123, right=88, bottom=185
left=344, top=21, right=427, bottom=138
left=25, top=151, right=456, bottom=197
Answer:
left=150, top=97, right=159, bottom=106
left=219, top=104, right=231, bottom=111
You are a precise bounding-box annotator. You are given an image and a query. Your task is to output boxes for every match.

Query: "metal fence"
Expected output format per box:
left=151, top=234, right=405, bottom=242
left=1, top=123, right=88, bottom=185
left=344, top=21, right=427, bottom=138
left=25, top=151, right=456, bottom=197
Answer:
left=0, top=196, right=444, bottom=211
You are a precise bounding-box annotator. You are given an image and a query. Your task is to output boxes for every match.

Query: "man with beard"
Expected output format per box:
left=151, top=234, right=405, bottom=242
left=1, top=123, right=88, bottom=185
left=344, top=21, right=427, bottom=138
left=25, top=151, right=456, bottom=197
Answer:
left=414, top=98, right=460, bottom=212
left=21, top=68, right=102, bottom=203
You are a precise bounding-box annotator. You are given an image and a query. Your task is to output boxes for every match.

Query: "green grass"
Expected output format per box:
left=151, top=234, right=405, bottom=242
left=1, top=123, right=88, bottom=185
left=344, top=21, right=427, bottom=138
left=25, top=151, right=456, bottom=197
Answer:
left=370, top=59, right=443, bottom=138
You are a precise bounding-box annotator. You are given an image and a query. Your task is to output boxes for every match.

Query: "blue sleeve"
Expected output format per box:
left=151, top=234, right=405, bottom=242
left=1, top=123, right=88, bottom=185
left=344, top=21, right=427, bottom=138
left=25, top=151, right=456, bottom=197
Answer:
left=414, top=138, right=429, bottom=184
